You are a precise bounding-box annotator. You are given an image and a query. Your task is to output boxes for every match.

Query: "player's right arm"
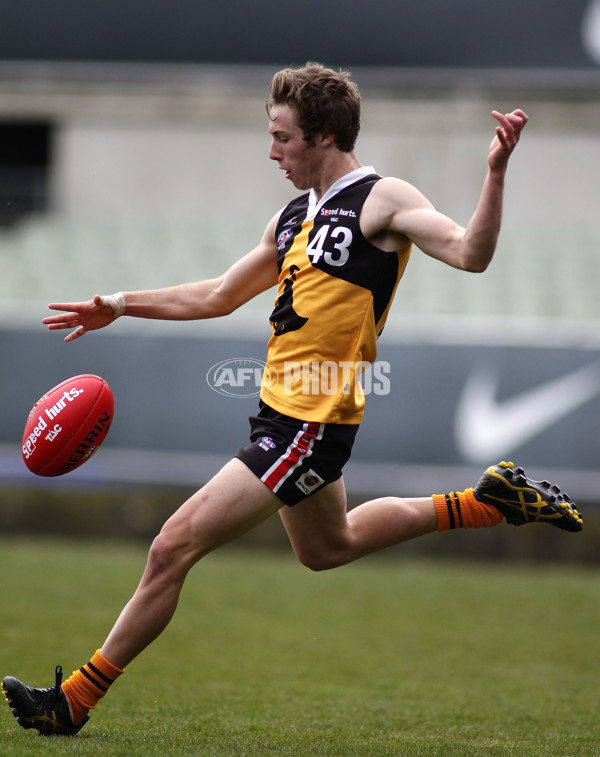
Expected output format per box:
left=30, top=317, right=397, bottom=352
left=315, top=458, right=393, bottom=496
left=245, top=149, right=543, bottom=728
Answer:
left=43, top=213, right=281, bottom=342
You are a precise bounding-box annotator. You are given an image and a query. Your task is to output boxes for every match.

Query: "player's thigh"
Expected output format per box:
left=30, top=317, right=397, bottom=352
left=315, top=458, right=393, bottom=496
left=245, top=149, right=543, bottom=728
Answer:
left=278, top=475, right=351, bottom=559
left=160, top=458, right=282, bottom=562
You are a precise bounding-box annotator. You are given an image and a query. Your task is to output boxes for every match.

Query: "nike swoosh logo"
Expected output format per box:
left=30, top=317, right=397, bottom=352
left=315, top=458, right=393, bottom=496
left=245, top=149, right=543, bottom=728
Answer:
left=582, top=0, right=600, bottom=64
left=454, top=362, right=600, bottom=464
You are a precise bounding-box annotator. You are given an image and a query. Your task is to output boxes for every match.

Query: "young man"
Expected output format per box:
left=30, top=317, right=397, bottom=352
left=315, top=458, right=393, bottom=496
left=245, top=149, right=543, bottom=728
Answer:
left=2, top=63, right=582, bottom=736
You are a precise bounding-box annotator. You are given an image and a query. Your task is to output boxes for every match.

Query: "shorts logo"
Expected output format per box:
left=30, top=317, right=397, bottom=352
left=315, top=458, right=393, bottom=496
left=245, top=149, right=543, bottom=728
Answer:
left=295, top=469, right=325, bottom=495
left=259, top=436, right=277, bottom=451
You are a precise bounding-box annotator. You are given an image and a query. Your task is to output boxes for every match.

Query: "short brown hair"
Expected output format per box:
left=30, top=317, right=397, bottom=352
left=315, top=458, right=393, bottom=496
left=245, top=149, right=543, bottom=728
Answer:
left=267, top=62, right=361, bottom=153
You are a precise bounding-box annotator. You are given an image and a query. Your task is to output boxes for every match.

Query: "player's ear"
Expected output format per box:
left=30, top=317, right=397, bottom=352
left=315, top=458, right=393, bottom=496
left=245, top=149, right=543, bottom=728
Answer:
left=318, top=132, right=336, bottom=148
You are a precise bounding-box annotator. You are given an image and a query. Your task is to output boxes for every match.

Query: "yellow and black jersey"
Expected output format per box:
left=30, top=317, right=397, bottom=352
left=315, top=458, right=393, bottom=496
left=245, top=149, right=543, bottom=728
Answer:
left=261, top=167, right=411, bottom=424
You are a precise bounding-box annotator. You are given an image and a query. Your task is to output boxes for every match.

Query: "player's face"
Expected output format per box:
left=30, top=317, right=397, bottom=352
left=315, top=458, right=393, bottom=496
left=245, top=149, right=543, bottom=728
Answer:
left=268, top=105, right=324, bottom=191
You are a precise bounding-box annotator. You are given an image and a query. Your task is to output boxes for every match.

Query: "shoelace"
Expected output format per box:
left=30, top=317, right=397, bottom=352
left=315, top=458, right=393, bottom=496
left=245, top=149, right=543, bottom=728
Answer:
left=54, top=665, right=63, bottom=694
left=28, top=665, right=64, bottom=705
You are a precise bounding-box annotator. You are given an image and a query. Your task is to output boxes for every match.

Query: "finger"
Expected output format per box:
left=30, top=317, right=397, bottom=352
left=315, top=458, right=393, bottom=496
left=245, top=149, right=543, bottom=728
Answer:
left=495, top=126, right=510, bottom=150
left=44, top=314, right=83, bottom=330
left=503, top=114, right=527, bottom=134
left=492, top=117, right=521, bottom=151
left=47, top=302, right=78, bottom=312
left=492, top=109, right=528, bottom=132
left=64, top=326, right=86, bottom=343
left=46, top=322, right=81, bottom=331
left=42, top=312, right=79, bottom=325
left=509, top=108, right=529, bottom=122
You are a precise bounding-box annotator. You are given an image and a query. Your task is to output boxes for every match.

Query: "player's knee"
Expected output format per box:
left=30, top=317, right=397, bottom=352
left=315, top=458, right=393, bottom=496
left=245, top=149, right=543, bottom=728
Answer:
left=145, top=531, right=189, bottom=581
left=145, top=534, right=175, bottom=579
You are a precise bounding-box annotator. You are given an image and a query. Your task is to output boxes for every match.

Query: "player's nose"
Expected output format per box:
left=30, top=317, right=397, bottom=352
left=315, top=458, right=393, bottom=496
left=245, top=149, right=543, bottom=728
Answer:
left=269, top=139, right=281, bottom=161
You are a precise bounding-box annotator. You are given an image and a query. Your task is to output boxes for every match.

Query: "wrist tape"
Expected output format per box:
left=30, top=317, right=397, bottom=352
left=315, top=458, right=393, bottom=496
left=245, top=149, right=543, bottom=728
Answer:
left=100, top=292, right=127, bottom=318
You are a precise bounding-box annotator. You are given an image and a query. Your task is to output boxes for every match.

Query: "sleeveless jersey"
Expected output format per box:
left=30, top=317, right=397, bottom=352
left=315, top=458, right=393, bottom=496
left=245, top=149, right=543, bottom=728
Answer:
left=261, top=168, right=411, bottom=424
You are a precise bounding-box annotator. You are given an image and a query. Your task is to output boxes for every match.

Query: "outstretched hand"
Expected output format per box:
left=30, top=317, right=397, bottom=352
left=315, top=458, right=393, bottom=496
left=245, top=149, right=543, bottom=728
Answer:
left=42, top=295, right=117, bottom=342
left=489, top=109, right=528, bottom=171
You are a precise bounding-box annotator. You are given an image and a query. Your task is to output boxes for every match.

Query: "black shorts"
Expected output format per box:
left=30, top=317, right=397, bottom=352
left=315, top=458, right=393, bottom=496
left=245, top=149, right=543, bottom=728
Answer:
left=236, top=402, right=359, bottom=507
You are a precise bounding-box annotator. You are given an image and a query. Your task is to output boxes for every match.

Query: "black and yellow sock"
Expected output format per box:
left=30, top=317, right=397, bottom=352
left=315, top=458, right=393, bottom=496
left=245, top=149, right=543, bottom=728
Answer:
left=433, top=488, right=503, bottom=531
left=61, top=650, right=124, bottom=723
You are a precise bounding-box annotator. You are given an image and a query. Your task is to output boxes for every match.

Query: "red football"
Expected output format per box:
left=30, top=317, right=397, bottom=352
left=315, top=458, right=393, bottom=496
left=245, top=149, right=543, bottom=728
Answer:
left=22, top=374, right=114, bottom=476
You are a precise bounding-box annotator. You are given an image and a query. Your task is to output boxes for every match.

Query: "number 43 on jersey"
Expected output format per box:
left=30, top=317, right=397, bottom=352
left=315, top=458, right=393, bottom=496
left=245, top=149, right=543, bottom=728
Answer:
left=306, top=226, right=352, bottom=267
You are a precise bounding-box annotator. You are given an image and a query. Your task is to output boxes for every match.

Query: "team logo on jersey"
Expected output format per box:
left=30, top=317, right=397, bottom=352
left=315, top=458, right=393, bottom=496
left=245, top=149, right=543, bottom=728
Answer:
left=295, top=469, right=325, bottom=495
left=277, top=228, right=294, bottom=250
left=283, top=216, right=298, bottom=227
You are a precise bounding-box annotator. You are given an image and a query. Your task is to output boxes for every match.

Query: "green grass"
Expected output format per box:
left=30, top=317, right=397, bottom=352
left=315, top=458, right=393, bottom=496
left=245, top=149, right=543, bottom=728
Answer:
left=0, top=536, right=599, bottom=756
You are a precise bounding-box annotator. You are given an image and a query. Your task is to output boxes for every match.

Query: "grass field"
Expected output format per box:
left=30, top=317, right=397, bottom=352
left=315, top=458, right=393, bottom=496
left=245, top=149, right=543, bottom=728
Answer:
left=0, top=536, right=598, bottom=756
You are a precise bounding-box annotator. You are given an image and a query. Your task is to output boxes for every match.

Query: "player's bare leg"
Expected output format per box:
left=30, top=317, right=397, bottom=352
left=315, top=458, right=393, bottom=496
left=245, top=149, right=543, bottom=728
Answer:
left=101, top=458, right=282, bottom=668
left=280, top=462, right=583, bottom=572
left=1, top=459, right=283, bottom=734
left=279, top=477, right=438, bottom=571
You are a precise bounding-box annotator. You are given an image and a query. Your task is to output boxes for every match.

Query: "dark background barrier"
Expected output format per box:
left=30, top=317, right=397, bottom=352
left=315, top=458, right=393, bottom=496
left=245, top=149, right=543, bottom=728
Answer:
left=1, top=0, right=599, bottom=70
left=2, top=321, right=598, bottom=503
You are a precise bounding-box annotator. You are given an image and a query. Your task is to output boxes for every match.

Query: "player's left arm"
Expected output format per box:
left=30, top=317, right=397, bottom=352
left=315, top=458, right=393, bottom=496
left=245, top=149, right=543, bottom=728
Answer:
left=371, top=109, right=528, bottom=272
left=43, top=212, right=281, bottom=341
